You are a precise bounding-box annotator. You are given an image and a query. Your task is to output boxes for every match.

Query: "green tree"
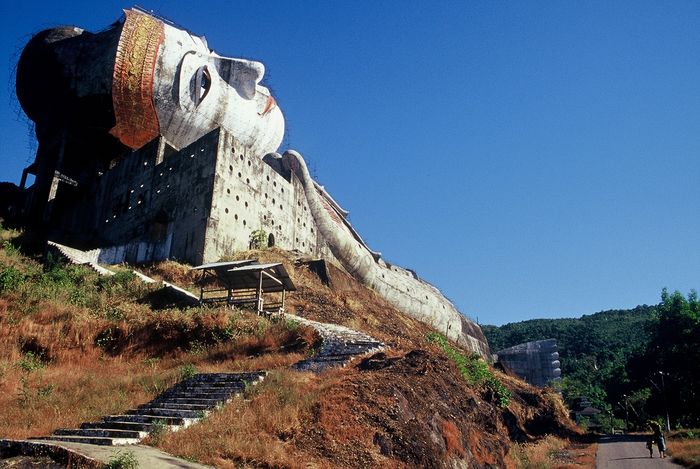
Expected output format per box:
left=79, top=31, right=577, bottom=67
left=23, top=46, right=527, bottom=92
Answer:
left=642, top=289, right=700, bottom=427
left=249, top=228, right=267, bottom=250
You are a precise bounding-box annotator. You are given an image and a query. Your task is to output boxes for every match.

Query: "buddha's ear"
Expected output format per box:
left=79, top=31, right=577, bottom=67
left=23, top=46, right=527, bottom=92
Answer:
left=212, top=55, right=264, bottom=100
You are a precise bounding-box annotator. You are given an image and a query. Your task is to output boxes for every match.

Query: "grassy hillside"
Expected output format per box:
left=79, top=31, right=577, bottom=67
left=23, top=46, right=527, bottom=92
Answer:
left=0, top=226, right=579, bottom=468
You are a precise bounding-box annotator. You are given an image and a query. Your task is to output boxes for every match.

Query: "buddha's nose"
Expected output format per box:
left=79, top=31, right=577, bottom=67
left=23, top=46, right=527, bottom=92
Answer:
left=213, top=56, right=264, bottom=100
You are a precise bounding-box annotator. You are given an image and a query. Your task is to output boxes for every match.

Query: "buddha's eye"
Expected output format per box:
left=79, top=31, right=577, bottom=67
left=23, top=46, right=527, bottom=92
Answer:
left=193, top=66, right=211, bottom=106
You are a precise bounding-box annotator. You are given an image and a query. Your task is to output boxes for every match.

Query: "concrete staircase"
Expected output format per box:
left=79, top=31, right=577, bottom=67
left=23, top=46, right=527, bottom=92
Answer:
left=47, top=241, right=114, bottom=276
left=31, top=372, right=265, bottom=446
left=289, top=315, right=385, bottom=371
left=48, top=240, right=200, bottom=305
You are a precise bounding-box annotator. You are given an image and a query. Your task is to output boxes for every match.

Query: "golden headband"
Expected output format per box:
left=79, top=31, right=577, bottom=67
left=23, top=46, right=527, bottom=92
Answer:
left=110, top=9, right=164, bottom=149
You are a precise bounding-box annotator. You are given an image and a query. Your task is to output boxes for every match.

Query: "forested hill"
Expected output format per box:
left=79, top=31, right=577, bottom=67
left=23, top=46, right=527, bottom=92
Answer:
left=482, top=305, right=658, bottom=364
left=482, top=295, right=700, bottom=430
left=482, top=305, right=659, bottom=424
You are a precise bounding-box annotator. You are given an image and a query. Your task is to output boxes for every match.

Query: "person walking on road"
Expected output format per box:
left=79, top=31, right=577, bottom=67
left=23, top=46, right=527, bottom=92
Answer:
left=648, top=420, right=667, bottom=458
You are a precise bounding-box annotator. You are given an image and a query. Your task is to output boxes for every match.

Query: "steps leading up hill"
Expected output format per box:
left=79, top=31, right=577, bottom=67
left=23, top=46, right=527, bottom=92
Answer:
left=289, top=314, right=385, bottom=371
left=30, top=372, right=265, bottom=446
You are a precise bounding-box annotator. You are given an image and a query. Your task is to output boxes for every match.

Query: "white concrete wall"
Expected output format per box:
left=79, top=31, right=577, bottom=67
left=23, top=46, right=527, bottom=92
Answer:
left=202, top=131, right=320, bottom=261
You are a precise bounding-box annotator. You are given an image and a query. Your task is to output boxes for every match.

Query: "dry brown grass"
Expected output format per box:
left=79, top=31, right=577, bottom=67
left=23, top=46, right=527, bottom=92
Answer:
left=141, top=260, right=198, bottom=286
left=669, top=438, right=700, bottom=468
left=0, top=352, right=175, bottom=439
left=153, top=369, right=332, bottom=468
left=511, top=434, right=596, bottom=469
left=1, top=233, right=580, bottom=467
left=0, top=235, right=318, bottom=441
left=0, top=321, right=314, bottom=441
left=442, top=420, right=467, bottom=458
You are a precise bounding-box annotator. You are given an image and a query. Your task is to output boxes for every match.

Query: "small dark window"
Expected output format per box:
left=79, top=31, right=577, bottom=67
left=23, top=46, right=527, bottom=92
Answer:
left=267, top=233, right=275, bottom=247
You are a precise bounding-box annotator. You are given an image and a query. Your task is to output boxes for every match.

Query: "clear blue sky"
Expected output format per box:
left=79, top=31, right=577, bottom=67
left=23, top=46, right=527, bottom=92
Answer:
left=1, top=1, right=698, bottom=326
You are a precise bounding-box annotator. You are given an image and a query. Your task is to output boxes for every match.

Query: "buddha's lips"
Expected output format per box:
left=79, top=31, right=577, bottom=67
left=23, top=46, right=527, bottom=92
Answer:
left=259, top=95, right=277, bottom=117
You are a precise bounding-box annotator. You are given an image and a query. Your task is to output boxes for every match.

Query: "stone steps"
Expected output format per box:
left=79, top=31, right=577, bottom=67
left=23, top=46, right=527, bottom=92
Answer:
left=148, top=397, right=223, bottom=406
left=31, top=435, right=140, bottom=446
left=137, top=402, right=213, bottom=411
left=287, top=314, right=385, bottom=371
left=168, top=381, right=247, bottom=388
left=101, top=414, right=190, bottom=425
left=34, top=372, right=266, bottom=446
left=160, top=392, right=237, bottom=400
left=81, top=421, right=155, bottom=432
left=126, top=408, right=207, bottom=419
left=54, top=428, right=148, bottom=439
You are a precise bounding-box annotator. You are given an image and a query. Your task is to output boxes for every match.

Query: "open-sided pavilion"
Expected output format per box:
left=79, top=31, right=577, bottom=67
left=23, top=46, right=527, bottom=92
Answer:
left=192, top=259, right=296, bottom=316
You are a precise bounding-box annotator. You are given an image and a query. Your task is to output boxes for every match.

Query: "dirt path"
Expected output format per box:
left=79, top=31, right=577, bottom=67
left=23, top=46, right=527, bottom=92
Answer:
left=597, top=435, right=681, bottom=469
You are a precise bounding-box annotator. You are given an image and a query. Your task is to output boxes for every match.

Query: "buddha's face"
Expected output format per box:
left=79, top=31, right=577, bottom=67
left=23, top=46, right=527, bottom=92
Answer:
left=111, top=9, right=284, bottom=156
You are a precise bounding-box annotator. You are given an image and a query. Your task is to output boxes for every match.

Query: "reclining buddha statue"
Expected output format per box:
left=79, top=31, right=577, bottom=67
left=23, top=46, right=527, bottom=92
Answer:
left=15, top=7, right=490, bottom=357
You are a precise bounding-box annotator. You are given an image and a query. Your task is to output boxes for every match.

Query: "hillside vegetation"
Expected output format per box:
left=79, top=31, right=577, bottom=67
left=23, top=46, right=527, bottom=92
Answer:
left=483, top=294, right=700, bottom=431
left=0, top=226, right=579, bottom=467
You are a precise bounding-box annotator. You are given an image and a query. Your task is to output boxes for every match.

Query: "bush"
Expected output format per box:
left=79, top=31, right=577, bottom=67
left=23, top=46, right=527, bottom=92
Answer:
left=2, top=241, right=21, bottom=257
left=148, top=419, right=170, bottom=445
left=179, top=364, right=197, bottom=381
left=18, top=352, right=44, bottom=373
left=249, top=228, right=267, bottom=250
left=112, top=269, right=137, bottom=286
left=0, top=265, right=23, bottom=293
left=427, top=332, right=511, bottom=408
left=106, top=450, right=139, bottom=469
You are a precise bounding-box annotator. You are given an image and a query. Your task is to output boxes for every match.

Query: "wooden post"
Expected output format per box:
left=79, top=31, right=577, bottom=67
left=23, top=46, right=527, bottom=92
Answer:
left=257, top=270, right=264, bottom=314
left=199, top=270, right=204, bottom=302
left=281, top=289, right=286, bottom=316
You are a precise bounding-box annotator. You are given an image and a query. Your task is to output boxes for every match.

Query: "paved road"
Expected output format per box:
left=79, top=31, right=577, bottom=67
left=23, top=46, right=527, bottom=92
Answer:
left=597, top=435, right=681, bottom=469
left=1, top=439, right=212, bottom=469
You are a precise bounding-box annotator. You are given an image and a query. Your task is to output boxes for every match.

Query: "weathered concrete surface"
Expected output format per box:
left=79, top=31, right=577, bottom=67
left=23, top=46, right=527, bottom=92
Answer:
left=495, top=339, right=561, bottom=387
left=47, top=241, right=114, bottom=276
left=0, top=439, right=212, bottom=468
left=596, top=435, right=681, bottom=469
